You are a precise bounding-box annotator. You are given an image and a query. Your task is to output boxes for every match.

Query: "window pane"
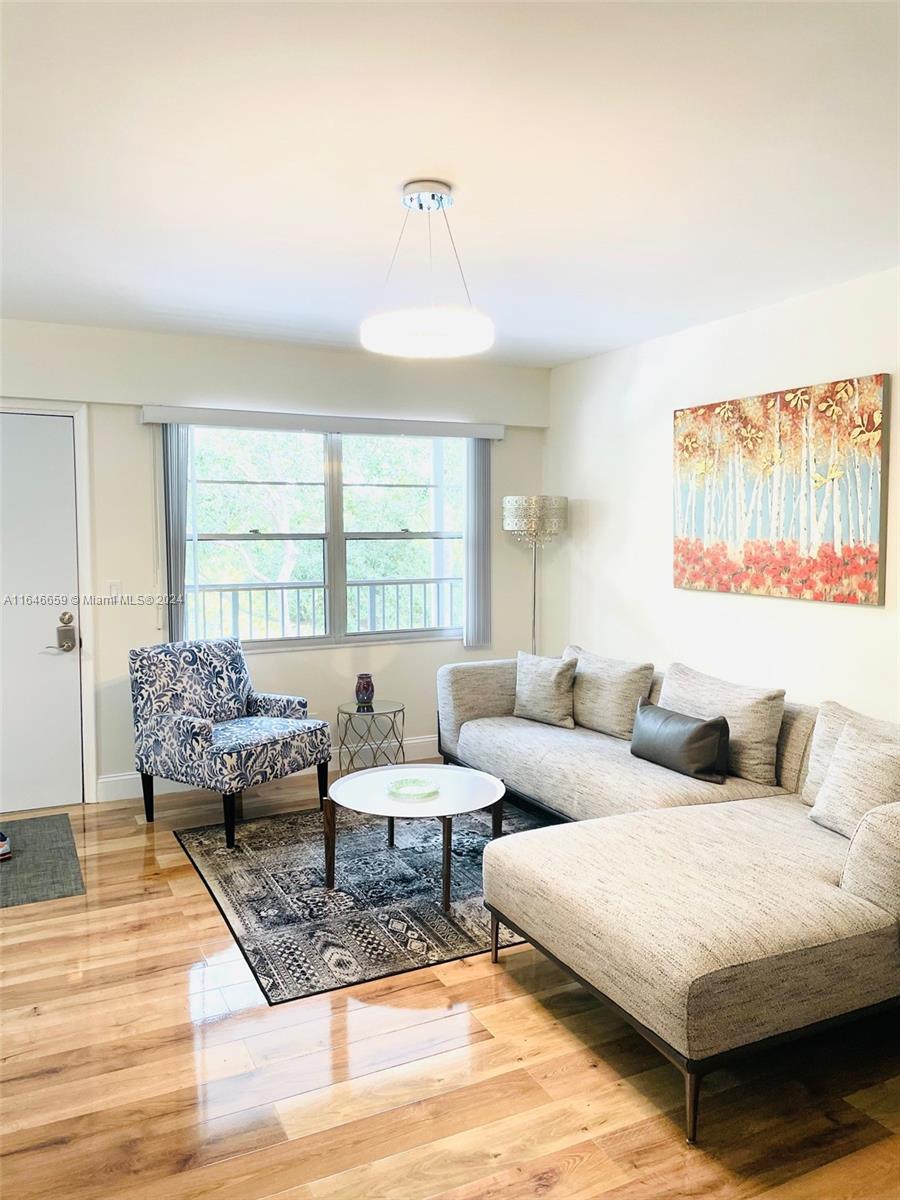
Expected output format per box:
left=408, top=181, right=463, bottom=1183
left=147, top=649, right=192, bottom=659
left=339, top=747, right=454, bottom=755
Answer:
left=193, top=482, right=325, bottom=534
left=341, top=435, right=464, bottom=534
left=192, top=427, right=325, bottom=482
left=345, top=537, right=463, bottom=633
left=184, top=539, right=326, bottom=642
left=185, top=583, right=327, bottom=642
left=343, top=485, right=433, bottom=533
left=346, top=537, right=462, bottom=582
left=190, top=539, right=324, bottom=585
left=342, top=435, right=434, bottom=485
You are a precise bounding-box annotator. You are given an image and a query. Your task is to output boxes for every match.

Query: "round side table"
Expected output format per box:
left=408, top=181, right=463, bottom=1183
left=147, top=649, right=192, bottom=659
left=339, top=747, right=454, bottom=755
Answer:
left=336, top=701, right=405, bottom=776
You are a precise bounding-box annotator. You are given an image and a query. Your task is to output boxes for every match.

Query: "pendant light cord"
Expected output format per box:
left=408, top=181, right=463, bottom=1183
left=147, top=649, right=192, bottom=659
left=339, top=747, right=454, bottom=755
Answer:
left=382, top=197, right=472, bottom=307
left=383, top=208, right=410, bottom=288
left=441, top=205, right=473, bottom=306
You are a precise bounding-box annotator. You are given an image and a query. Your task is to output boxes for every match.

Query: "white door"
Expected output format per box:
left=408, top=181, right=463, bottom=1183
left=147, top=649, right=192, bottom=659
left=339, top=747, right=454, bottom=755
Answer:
left=0, top=413, right=83, bottom=811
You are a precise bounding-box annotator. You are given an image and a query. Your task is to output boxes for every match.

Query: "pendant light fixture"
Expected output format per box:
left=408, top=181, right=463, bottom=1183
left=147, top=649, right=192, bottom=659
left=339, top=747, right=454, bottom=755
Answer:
left=360, top=180, right=495, bottom=359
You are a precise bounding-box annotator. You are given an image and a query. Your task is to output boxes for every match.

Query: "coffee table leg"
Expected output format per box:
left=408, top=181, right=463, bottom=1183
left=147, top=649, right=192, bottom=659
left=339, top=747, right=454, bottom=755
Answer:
left=387, top=816, right=395, bottom=848
left=323, top=794, right=336, bottom=889
left=441, top=816, right=452, bottom=912
left=492, top=798, right=504, bottom=839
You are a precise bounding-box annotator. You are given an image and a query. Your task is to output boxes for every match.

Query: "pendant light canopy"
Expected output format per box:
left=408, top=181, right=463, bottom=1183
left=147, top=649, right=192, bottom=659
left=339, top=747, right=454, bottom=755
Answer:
left=360, top=181, right=495, bottom=359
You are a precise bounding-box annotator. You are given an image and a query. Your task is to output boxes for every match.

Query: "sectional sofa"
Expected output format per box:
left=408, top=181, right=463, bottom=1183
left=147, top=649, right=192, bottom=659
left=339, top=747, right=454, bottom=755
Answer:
left=436, top=655, right=900, bottom=1143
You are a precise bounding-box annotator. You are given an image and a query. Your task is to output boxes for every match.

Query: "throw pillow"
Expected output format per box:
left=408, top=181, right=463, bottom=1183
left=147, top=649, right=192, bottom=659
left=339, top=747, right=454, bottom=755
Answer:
left=513, top=651, right=577, bottom=729
left=658, top=662, right=785, bottom=786
left=839, top=801, right=900, bottom=921
left=810, top=723, right=900, bottom=837
left=801, top=700, right=900, bottom=806
left=630, top=698, right=730, bottom=783
left=564, top=645, right=654, bottom=739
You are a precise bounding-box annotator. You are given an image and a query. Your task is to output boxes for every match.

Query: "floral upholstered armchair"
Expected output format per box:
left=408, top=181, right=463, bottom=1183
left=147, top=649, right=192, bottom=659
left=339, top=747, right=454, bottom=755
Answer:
left=128, top=637, right=331, bottom=847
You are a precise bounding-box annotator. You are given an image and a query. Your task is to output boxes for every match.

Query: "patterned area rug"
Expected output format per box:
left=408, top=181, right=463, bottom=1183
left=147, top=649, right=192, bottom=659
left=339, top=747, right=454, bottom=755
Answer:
left=175, top=804, right=546, bottom=1004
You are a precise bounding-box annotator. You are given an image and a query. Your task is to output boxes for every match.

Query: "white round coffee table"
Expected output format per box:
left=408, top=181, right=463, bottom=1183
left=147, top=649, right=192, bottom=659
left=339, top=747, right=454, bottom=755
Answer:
left=324, top=764, right=506, bottom=911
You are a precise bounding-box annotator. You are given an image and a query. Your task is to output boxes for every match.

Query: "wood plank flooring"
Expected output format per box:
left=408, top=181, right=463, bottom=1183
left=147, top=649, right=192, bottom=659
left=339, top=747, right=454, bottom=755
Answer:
left=1, top=777, right=897, bottom=1199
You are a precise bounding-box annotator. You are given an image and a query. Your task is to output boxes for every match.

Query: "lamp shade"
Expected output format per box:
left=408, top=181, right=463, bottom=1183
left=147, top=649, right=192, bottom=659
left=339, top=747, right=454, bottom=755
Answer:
left=360, top=305, right=495, bottom=359
left=502, top=495, right=568, bottom=545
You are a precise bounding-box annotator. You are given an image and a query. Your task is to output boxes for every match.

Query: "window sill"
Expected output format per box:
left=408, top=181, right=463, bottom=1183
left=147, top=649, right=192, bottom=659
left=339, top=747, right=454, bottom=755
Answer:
left=241, top=630, right=464, bottom=655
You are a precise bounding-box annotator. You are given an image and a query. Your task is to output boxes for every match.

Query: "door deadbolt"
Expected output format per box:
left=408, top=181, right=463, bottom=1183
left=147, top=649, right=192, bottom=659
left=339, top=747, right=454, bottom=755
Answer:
left=48, top=617, right=77, bottom=652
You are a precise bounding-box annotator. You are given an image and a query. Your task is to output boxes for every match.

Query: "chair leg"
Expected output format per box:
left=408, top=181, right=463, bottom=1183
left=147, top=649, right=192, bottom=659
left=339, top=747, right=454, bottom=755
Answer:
left=490, top=912, right=500, bottom=964
left=684, top=1070, right=701, bottom=1145
left=141, top=773, right=154, bottom=823
left=223, top=791, right=242, bottom=849
left=317, top=759, right=329, bottom=811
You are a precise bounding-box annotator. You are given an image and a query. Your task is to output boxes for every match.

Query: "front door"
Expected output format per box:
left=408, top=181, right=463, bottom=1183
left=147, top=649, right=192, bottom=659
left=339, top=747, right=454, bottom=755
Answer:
left=0, top=412, right=83, bottom=811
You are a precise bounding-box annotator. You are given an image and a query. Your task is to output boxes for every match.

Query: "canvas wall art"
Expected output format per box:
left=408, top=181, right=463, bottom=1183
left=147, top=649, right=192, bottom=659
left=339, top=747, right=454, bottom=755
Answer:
left=673, top=375, right=887, bottom=604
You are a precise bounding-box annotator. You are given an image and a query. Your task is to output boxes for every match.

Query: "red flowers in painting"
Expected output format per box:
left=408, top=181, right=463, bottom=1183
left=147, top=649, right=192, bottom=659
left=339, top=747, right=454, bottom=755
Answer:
left=673, top=539, right=880, bottom=605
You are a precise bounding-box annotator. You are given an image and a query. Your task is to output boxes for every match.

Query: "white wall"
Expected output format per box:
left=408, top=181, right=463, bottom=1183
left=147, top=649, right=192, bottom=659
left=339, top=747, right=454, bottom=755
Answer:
left=542, top=268, right=900, bottom=719
left=0, top=320, right=549, bottom=800
left=1, top=319, right=549, bottom=427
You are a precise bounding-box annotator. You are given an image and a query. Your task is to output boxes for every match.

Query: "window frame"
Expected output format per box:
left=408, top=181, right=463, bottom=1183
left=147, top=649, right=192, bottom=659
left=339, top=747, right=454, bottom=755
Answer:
left=184, top=428, right=465, bottom=650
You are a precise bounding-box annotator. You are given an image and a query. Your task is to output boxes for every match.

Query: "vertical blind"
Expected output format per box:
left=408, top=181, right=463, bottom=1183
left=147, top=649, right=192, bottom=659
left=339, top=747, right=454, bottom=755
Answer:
left=463, top=437, right=492, bottom=647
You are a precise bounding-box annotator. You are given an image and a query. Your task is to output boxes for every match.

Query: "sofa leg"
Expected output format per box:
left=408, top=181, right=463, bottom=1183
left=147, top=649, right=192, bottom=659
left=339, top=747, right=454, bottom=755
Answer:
left=684, top=1070, right=700, bottom=1145
left=490, top=912, right=500, bottom=964
left=223, top=791, right=242, bottom=849
left=317, top=760, right=329, bottom=812
left=141, top=773, right=154, bottom=823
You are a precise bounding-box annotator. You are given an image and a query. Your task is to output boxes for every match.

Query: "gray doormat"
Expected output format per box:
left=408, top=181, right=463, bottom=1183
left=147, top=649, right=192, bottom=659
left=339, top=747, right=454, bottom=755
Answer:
left=175, top=804, right=546, bottom=1004
left=0, top=814, right=85, bottom=908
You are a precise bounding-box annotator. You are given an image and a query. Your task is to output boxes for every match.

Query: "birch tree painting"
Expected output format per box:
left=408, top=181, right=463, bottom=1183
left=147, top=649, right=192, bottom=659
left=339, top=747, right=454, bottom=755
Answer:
left=673, top=375, right=886, bottom=604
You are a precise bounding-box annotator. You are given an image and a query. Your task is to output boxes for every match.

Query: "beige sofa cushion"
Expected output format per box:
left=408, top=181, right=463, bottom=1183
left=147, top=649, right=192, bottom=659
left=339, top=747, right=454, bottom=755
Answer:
left=802, top=700, right=900, bottom=806
left=659, top=663, right=785, bottom=786
left=810, top=724, right=900, bottom=837
left=514, top=651, right=577, bottom=728
left=776, top=702, right=818, bottom=794
left=457, top=716, right=785, bottom=822
left=563, top=645, right=654, bottom=739
left=841, top=802, right=900, bottom=920
left=483, top=797, right=900, bottom=1060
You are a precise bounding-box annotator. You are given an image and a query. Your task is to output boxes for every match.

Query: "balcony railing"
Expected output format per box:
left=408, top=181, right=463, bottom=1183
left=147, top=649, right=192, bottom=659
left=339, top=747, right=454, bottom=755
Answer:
left=185, top=576, right=462, bottom=642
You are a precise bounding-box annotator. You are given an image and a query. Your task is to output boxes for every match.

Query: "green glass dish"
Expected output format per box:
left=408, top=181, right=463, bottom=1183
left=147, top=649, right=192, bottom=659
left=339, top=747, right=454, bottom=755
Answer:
left=386, top=777, right=440, bottom=801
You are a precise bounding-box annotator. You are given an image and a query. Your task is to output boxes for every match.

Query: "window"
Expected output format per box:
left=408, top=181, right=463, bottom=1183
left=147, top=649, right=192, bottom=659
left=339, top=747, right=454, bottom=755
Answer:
left=184, top=427, right=465, bottom=643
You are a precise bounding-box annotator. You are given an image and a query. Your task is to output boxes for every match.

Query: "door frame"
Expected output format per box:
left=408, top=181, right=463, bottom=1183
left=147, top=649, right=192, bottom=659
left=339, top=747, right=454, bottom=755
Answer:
left=0, top=398, right=97, bottom=804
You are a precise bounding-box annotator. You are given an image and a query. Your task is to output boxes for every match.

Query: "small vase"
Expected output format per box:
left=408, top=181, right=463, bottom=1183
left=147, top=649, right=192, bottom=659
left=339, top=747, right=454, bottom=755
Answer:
left=355, top=672, right=375, bottom=709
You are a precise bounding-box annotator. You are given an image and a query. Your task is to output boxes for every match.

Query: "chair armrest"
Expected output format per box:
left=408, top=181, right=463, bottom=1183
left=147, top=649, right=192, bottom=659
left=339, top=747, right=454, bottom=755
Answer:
left=840, top=801, right=900, bottom=921
left=247, top=691, right=309, bottom=719
left=437, top=659, right=517, bottom=757
left=140, top=713, right=213, bottom=756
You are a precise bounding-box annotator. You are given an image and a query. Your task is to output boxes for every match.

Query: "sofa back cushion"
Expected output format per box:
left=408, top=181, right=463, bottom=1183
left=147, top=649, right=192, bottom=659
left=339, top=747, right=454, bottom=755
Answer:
left=564, top=645, right=654, bottom=739
left=659, top=662, right=785, bottom=785
left=776, top=702, right=818, bottom=794
left=840, top=801, right=900, bottom=920
left=810, top=724, right=900, bottom=837
left=513, top=651, right=577, bottom=728
left=802, top=700, right=900, bottom=806
left=129, top=637, right=251, bottom=724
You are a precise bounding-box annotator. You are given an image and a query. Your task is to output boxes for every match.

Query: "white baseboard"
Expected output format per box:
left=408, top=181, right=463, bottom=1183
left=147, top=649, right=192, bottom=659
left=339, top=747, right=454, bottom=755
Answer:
left=93, top=734, right=440, bottom=803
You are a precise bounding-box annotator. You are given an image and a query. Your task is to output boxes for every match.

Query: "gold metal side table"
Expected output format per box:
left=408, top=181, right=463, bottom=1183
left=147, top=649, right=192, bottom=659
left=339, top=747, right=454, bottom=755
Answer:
left=336, top=701, right=406, bottom=776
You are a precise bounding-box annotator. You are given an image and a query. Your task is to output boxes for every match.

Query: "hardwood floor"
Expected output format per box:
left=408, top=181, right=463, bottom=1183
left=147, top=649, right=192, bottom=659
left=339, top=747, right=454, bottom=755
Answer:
left=1, top=777, right=897, bottom=1199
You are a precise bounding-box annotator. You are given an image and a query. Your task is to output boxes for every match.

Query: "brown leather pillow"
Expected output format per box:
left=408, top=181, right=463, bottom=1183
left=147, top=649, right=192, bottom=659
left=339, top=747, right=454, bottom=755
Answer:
left=630, top=697, right=730, bottom=783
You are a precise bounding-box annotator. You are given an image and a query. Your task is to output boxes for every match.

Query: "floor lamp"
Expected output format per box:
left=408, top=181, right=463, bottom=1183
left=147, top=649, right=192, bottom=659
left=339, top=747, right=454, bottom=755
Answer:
left=502, top=495, right=568, bottom=655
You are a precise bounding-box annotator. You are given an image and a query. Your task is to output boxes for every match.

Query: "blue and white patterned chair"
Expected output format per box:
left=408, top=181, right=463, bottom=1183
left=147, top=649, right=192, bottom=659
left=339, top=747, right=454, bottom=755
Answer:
left=128, top=637, right=331, bottom=847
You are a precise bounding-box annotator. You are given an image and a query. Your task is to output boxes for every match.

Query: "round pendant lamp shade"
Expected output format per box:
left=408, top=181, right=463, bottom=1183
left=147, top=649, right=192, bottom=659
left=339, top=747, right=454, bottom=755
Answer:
left=360, top=304, right=495, bottom=359
left=361, top=180, right=494, bottom=360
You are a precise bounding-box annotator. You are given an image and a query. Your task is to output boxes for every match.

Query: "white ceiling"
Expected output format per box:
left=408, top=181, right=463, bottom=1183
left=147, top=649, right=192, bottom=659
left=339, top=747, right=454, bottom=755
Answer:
left=3, top=2, right=898, bottom=367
